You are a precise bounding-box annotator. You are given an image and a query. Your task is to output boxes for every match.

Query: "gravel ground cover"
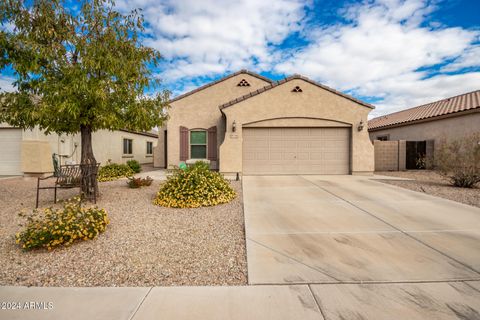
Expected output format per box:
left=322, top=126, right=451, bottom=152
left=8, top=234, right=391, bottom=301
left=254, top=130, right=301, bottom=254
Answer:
left=375, top=170, right=480, bottom=208
left=0, top=176, right=247, bottom=286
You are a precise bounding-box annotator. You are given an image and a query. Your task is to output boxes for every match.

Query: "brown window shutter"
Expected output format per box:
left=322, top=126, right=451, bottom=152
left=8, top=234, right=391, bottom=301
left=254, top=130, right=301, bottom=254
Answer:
left=180, top=126, right=189, bottom=161
left=207, top=126, right=217, bottom=161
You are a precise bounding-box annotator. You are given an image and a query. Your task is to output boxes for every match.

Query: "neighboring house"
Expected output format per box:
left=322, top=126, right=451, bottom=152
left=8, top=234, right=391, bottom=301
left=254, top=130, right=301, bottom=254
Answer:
left=368, top=90, right=480, bottom=142
left=368, top=90, right=480, bottom=170
left=154, top=70, right=375, bottom=175
left=0, top=124, right=158, bottom=176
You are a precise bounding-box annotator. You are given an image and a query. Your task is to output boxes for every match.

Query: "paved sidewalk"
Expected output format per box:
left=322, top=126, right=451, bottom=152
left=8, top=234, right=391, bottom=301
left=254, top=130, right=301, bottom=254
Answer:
left=2, top=282, right=480, bottom=320
left=0, top=285, right=320, bottom=320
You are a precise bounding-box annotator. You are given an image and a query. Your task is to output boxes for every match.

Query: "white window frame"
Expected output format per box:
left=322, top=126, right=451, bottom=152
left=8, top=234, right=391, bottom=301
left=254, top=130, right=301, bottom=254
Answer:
left=146, top=141, right=153, bottom=156
left=123, top=138, right=133, bottom=155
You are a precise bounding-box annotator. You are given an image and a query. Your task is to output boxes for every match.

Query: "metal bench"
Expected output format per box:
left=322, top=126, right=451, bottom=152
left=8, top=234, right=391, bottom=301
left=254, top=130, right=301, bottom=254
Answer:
left=36, top=154, right=100, bottom=208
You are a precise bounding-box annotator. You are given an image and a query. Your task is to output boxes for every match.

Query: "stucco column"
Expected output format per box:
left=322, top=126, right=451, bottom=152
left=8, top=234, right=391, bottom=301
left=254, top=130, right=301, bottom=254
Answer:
left=351, top=125, right=375, bottom=174
left=219, top=114, right=243, bottom=174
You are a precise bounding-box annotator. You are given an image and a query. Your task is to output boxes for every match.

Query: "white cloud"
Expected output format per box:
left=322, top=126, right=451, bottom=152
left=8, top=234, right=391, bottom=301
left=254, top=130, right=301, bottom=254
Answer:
left=0, top=76, right=15, bottom=92
left=275, top=0, right=480, bottom=117
left=365, top=72, right=480, bottom=117
left=116, top=0, right=309, bottom=82
left=441, top=45, right=480, bottom=72
left=83, top=0, right=480, bottom=115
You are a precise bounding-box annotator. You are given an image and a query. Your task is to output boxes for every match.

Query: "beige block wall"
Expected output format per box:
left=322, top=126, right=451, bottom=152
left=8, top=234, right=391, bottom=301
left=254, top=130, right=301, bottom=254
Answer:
left=398, top=140, right=406, bottom=170
left=21, top=140, right=54, bottom=174
left=369, top=112, right=480, bottom=146
left=374, top=140, right=407, bottom=171
left=220, top=78, right=374, bottom=174
left=166, top=74, right=271, bottom=169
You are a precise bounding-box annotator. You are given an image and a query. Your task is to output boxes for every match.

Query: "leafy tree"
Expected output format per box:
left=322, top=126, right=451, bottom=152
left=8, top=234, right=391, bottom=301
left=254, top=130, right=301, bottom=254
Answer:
left=0, top=0, right=169, bottom=197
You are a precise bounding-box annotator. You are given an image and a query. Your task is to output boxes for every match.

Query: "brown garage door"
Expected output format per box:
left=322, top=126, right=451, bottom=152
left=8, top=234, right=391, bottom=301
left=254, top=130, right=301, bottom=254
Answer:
left=243, top=127, right=350, bottom=174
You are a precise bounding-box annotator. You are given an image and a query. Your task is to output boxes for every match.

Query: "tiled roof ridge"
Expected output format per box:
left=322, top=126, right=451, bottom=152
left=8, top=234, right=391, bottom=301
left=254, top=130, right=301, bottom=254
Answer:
left=168, top=70, right=273, bottom=103
left=368, top=89, right=480, bottom=130
left=373, top=89, right=480, bottom=120
left=219, top=74, right=375, bottom=110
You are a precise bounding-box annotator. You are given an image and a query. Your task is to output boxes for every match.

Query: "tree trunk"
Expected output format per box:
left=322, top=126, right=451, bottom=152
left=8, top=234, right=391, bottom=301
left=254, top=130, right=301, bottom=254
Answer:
left=80, top=124, right=99, bottom=200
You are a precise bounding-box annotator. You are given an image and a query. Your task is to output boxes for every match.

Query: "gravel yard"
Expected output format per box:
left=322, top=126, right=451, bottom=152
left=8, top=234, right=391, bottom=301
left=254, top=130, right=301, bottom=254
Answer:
left=376, top=170, right=480, bottom=208
left=0, top=176, right=247, bottom=287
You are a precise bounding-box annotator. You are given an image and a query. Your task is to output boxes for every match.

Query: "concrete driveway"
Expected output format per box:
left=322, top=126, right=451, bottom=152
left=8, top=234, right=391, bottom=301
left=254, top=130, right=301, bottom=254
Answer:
left=243, top=175, right=480, bottom=319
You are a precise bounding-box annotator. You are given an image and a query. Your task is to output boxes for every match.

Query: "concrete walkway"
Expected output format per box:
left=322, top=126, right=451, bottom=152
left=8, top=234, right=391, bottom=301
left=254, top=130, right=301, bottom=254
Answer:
left=2, top=283, right=480, bottom=319
left=1, top=175, right=479, bottom=319
left=0, top=285, right=323, bottom=320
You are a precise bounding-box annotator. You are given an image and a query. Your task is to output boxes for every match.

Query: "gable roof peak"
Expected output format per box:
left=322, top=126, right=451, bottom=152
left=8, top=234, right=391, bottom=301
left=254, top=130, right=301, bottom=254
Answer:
left=219, top=73, right=374, bottom=110
left=168, top=70, right=272, bottom=103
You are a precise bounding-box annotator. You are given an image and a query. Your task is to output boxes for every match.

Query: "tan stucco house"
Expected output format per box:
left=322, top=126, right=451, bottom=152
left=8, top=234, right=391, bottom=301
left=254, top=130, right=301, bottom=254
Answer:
left=154, top=70, right=375, bottom=175
left=0, top=124, right=158, bottom=176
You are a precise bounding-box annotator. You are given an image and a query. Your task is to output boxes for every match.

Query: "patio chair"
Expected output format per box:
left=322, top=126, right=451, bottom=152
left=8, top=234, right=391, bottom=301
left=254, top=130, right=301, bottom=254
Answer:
left=35, top=155, right=100, bottom=208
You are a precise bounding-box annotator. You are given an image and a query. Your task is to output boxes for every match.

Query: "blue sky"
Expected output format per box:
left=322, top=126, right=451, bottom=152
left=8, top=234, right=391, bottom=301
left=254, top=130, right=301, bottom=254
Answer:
left=1, top=0, right=479, bottom=117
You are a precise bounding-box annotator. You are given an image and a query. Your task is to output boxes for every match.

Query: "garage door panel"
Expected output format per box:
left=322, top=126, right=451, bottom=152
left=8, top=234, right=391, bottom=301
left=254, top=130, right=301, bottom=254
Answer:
left=284, top=140, right=296, bottom=148
left=284, top=152, right=296, bottom=160
left=270, top=140, right=284, bottom=148
left=297, top=152, right=309, bottom=161
left=0, top=129, right=22, bottom=175
left=269, top=152, right=283, bottom=160
left=255, top=152, right=269, bottom=161
left=243, top=127, right=350, bottom=175
left=243, top=152, right=255, bottom=161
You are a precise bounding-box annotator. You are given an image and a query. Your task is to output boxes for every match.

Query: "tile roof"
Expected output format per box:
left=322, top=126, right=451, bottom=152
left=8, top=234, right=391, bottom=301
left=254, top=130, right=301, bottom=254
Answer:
left=368, top=90, right=480, bottom=131
left=219, top=74, right=375, bottom=110
left=169, top=70, right=273, bottom=103
left=119, top=129, right=158, bottom=138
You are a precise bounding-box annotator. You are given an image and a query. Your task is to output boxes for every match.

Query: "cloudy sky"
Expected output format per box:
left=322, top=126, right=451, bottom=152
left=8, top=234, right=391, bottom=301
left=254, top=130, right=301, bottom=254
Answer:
left=2, top=0, right=479, bottom=117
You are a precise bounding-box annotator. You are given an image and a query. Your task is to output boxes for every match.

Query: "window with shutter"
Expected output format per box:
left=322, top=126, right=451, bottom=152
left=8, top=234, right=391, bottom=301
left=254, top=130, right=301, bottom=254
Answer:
left=190, top=131, right=207, bottom=159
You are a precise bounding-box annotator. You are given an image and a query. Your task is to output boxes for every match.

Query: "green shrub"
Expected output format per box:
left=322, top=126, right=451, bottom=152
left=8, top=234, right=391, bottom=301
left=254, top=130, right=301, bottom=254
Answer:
left=127, top=176, right=153, bottom=188
left=15, top=197, right=109, bottom=251
left=154, top=161, right=236, bottom=208
left=127, top=159, right=142, bottom=173
left=435, top=133, right=480, bottom=188
left=98, top=163, right=134, bottom=182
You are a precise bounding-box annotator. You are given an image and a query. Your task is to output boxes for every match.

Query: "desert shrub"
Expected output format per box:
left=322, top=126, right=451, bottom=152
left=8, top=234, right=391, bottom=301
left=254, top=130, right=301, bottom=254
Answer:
left=98, top=163, right=134, bottom=182
left=15, top=197, right=109, bottom=251
left=127, top=176, right=153, bottom=188
left=154, top=161, right=236, bottom=208
left=415, top=154, right=426, bottom=169
left=435, top=133, right=480, bottom=188
left=127, top=159, right=142, bottom=173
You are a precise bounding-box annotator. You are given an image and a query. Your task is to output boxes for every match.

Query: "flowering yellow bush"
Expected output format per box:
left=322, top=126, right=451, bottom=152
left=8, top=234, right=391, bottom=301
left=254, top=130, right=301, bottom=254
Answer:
left=15, top=197, right=109, bottom=250
left=154, top=162, right=236, bottom=208
left=98, top=163, right=134, bottom=182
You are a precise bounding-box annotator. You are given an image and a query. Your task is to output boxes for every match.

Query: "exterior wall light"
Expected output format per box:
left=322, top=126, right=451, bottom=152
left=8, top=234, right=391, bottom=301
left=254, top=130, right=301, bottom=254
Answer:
left=357, top=120, right=364, bottom=131
left=232, top=120, right=237, bottom=132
